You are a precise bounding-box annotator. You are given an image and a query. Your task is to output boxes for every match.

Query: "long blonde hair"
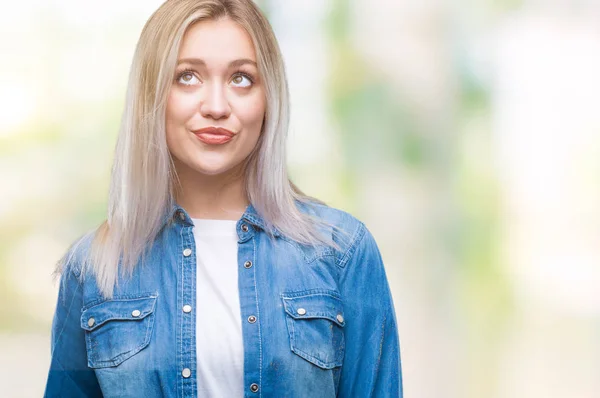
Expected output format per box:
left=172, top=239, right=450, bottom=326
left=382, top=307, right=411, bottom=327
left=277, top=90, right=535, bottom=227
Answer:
left=56, top=0, right=348, bottom=299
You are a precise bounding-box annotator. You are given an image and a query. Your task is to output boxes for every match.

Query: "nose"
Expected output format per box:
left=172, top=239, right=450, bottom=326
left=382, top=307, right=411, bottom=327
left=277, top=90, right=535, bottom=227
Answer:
left=199, top=81, right=231, bottom=120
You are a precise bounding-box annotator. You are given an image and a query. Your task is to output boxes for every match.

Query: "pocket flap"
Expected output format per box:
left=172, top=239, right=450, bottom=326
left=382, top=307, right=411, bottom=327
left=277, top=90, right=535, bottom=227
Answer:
left=281, top=291, right=345, bottom=327
left=81, top=295, right=158, bottom=332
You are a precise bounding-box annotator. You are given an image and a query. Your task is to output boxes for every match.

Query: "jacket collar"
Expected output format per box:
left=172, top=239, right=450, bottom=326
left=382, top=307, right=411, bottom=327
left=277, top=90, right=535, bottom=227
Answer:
left=162, top=201, right=281, bottom=237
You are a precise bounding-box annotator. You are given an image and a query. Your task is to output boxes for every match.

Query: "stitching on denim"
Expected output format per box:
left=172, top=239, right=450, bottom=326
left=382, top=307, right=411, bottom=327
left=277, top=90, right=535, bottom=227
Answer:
left=338, top=222, right=366, bottom=268
left=251, top=236, right=263, bottom=398
left=184, top=225, right=194, bottom=395
left=371, top=310, right=387, bottom=396
left=281, top=292, right=345, bottom=369
left=86, top=311, right=156, bottom=368
left=82, top=294, right=158, bottom=312
left=281, top=289, right=342, bottom=299
left=53, top=269, right=81, bottom=357
left=179, top=225, right=184, bottom=395
left=189, top=227, right=196, bottom=395
left=285, top=315, right=341, bottom=369
left=291, top=345, right=338, bottom=369
left=83, top=312, right=152, bottom=331
left=144, top=299, right=156, bottom=364
left=288, top=315, right=295, bottom=354
left=277, top=235, right=335, bottom=264
left=284, top=312, right=345, bottom=326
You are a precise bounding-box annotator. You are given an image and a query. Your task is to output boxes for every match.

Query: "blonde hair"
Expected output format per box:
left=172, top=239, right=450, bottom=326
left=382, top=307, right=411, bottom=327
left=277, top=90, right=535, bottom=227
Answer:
left=56, top=0, right=349, bottom=299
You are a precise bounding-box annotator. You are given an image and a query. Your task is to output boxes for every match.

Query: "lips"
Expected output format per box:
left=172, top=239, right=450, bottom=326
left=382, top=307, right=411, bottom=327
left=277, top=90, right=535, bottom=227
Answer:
left=192, top=127, right=235, bottom=145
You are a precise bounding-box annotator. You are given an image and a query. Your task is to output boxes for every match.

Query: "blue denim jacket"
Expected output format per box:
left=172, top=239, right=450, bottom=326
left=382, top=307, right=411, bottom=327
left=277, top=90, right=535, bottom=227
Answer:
left=44, top=201, right=402, bottom=397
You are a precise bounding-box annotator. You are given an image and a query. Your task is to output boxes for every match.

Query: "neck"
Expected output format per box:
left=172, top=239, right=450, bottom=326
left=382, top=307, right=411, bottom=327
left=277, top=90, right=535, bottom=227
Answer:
left=173, top=158, right=249, bottom=221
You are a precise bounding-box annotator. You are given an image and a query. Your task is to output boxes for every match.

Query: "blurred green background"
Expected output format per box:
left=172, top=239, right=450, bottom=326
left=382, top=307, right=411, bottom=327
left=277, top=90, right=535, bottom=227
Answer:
left=1, top=0, right=599, bottom=397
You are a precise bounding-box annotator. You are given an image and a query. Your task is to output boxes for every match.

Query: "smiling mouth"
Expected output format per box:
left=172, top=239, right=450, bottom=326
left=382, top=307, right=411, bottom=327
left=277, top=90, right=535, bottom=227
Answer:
left=192, top=127, right=235, bottom=145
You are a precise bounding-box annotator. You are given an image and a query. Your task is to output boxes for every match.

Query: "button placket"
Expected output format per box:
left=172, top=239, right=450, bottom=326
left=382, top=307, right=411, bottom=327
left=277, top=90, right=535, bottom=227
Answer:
left=238, top=219, right=261, bottom=395
left=178, top=224, right=196, bottom=395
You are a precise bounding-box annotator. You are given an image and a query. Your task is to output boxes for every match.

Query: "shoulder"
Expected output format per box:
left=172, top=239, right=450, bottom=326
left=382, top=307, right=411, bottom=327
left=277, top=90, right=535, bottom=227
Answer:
left=295, top=199, right=372, bottom=268
left=56, top=228, right=98, bottom=279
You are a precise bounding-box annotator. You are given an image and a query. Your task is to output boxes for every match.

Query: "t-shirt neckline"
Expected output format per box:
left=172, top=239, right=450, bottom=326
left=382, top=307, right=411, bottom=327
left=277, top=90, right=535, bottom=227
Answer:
left=191, top=218, right=238, bottom=237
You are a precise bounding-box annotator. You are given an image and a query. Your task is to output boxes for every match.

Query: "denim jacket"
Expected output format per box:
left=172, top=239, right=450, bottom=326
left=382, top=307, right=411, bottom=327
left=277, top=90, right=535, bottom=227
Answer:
left=44, top=201, right=403, bottom=397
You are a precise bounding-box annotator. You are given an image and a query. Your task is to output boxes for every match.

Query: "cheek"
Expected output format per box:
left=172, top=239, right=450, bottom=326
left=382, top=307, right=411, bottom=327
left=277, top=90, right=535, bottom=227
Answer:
left=166, top=92, right=193, bottom=154
left=166, top=91, right=195, bottom=126
left=237, top=95, right=266, bottom=131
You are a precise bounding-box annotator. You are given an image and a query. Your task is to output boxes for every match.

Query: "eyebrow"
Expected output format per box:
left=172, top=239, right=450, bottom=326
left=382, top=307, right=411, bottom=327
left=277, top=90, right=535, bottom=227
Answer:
left=176, top=58, right=257, bottom=68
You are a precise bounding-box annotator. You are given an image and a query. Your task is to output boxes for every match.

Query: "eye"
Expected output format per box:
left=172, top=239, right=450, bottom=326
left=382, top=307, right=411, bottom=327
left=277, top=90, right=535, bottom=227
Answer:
left=177, top=71, right=200, bottom=86
left=231, top=73, right=253, bottom=88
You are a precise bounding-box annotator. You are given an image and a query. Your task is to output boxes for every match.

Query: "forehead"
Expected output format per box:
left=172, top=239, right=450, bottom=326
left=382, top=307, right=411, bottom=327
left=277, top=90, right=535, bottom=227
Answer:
left=178, top=17, right=257, bottom=63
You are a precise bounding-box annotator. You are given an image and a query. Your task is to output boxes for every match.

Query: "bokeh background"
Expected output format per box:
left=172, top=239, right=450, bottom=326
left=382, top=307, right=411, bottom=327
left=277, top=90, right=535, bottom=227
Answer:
left=1, top=0, right=599, bottom=397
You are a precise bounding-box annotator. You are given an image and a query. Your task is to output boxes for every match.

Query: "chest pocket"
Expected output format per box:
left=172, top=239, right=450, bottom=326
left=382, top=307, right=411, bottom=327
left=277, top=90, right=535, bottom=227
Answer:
left=281, top=290, right=346, bottom=369
left=80, top=294, right=158, bottom=368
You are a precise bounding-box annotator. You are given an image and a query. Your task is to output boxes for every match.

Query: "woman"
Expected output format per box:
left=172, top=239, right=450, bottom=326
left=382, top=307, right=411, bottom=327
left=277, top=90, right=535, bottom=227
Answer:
left=44, top=0, right=402, bottom=397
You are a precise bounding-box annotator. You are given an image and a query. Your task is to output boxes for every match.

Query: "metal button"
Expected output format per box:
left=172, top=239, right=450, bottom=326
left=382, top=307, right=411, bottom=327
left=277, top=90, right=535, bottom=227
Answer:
left=247, top=315, right=257, bottom=323
left=131, top=310, right=141, bottom=317
left=182, top=368, right=191, bottom=378
left=178, top=211, right=185, bottom=221
left=244, top=260, right=252, bottom=268
left=241, top=223, right=249, bottom=232
left=87, top=317, right=95, bottom=327
left=297, top=308, right=306, bottom=315
left=183, top=248, right=192, bottom=257
left=336, top=314, right=344, bottom=323
left=183, top=305, right=192, bottom=313
left=250, top=383, right=259, bottom=393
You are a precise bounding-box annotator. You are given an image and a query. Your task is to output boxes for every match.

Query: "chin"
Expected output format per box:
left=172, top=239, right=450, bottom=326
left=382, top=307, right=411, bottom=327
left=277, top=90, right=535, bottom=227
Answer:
left=190, top=161, right=236, bottom=177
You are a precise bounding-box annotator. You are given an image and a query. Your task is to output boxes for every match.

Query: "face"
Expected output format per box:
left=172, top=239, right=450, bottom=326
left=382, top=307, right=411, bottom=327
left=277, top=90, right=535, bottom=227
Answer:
left=166, top=17, right=266, bottom=178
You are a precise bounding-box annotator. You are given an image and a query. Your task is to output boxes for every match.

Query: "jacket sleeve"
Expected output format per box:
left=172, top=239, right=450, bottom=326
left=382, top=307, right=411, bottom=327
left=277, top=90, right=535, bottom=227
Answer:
left=44, top=259, right=103, bottom=398
left=337, top=223, right=403, bottom=397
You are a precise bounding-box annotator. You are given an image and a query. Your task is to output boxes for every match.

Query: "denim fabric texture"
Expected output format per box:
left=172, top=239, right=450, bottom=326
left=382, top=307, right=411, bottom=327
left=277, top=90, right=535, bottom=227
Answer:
left=44, top=201, right=403, bottom=397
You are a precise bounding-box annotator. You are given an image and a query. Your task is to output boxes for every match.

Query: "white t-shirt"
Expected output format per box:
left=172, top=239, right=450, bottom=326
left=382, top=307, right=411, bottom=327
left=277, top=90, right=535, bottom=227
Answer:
left=192, top=218, right=243, bottom=397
